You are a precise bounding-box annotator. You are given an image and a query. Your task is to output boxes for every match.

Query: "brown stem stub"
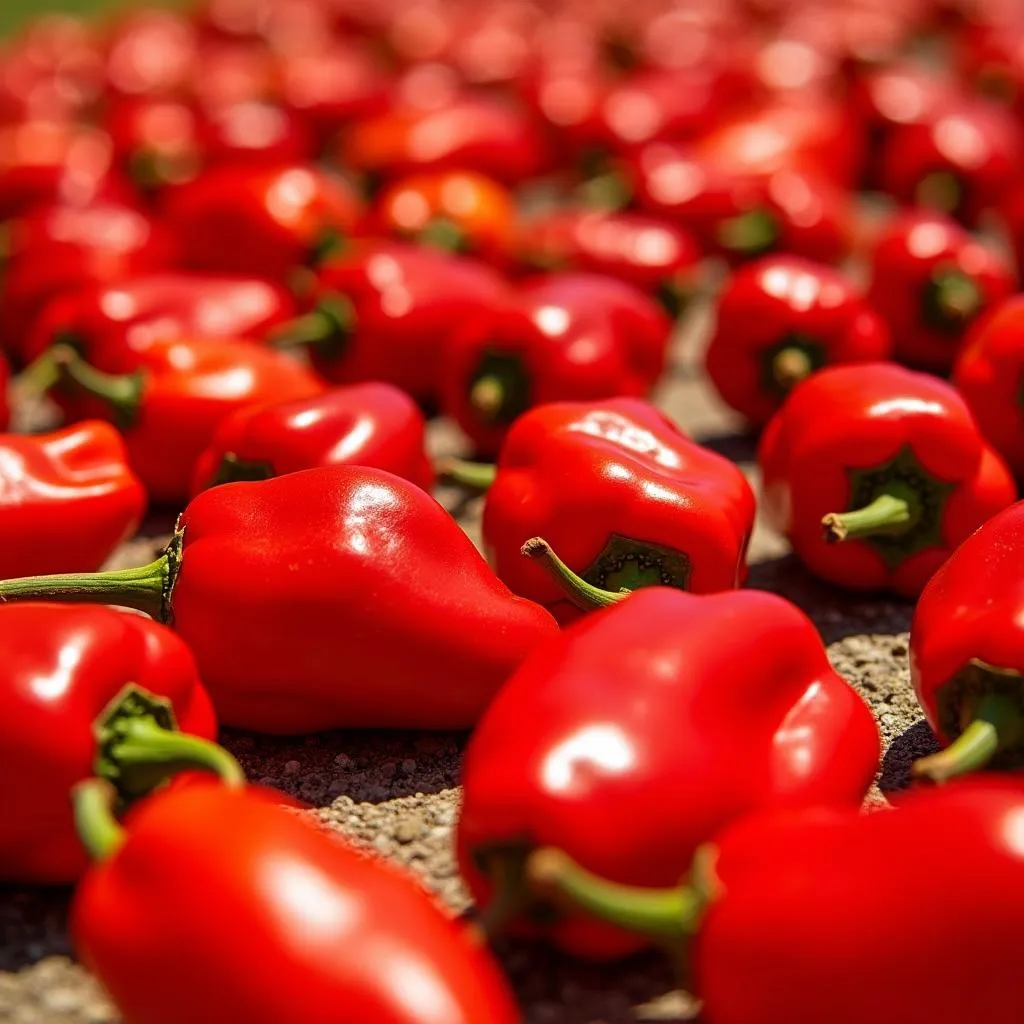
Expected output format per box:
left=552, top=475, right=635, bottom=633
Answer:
left=821, top=513, right=848, bottom=543
left=521, top=537, right=551, bottom=560
left=526, top=847, right=570, bottom=891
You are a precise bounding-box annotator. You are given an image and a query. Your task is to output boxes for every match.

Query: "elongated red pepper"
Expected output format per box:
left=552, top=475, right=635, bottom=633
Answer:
left=0, top=603, right=234, bottom=883
left=527, top=778, right=1024, bottom=1020
left=0, top=465, right=558, bottom=733
left=758, top=362, right=1016, bottom=597
left=271, top=239, right=509, bottom=405
left=458, top=586, right=879, bottom=959
left=866, top=209, right=1015, bottom=373
left=953, top=295, right=1024, bottom=476
left=444, top=398, right=754, bottom=622
left=191, top=383, right=433, bottom=494
left=442, top=273, right=671, bottom=455
left=71, top=780, right=522, bottom=1024
left=705, top=255, right=892, bottom=427
left=38, top=339, right=322, bottom=504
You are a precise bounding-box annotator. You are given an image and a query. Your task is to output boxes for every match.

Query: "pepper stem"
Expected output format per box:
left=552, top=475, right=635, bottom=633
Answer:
left=913, top=692, right=1024, bottom=783
left=72, top=779, right=126, bottom=863
left=928, top=269, right=982, bottom=328
left=470, top=376, right=505, bottom=420
left=50, top=346, right=145, bottom=426
left=521, top=537, right=630, bottom=610
left=17, top=349, right=64, bottom=395
left=437, top=458, right=498, bottom=491
left=475, top=848, right=533, bottom=940
left=270, top=295, right=356, bottom=358
left=716, top=207, right=778, bottom=256
left=771, top=346, right=813, bottom=390
left=821, top=490, right=919, bottom=543
left=418, top=217, right=468, bottom=253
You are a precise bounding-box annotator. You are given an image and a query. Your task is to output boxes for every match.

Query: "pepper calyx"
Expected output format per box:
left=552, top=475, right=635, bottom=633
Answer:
left=417, top=217, right=470, bottom=254
left=760, top=334, right=825, bottom=399
left=209, top=452, right=276, bottom=488
left=467, top=351, right=532, bottom=426
left=716, top=207, right=779, bottom=257
left=270, top=293, right=357, bottom=362
left=922, top=266, right=983, bottom=335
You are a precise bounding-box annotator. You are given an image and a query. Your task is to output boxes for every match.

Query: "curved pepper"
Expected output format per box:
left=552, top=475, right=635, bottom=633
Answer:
left=0, top=603, right=231, bottom=883
left=71, top=781, right=522, bottom=1024
left=457, top=586, right=879, bottom=959
left=0, top=465, right=558, bottom=733
left=0, top=422, right=145, bottom=577
left=442, top=273, right=671, bottom=455
left=191, top=383, right=434, bottom=495
left=866, top=210, right=1015, bottom=373
left=526, top=778, right=1024, bottom=1021
left=758, top=362, right=1016, bottom=597
left=705, top=255, right=892, bottom=427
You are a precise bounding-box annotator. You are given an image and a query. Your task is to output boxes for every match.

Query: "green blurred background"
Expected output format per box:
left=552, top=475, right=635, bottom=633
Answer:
left=1, top=0, right=189, bottom=38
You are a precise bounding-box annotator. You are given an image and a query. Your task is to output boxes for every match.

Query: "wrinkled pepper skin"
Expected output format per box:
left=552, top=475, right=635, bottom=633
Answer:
left=759, top=362, right=1016, bottom=597
left=72, top=783, right=522, bottom=1024
left=706, top=256, right=892, bottom=427
left=458, top=587, right=880, bottom=959
left=0, top=423, right=145, bottom=578
left=0, top=604, right=216, bottom=883
left=443, top=274, right=671, bottom=455
left=191, top=383, right=433, bottom=495
left=953, top=296, right=1024, bottom=477
left=867, top=210, right=1015, bottom=373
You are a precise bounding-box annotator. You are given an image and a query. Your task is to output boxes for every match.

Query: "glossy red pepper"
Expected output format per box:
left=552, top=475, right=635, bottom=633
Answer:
left=528, top=778, right=1024, bottom=1020
left=103, top=8, right=198, bottom=100
left=705, top=255, right=891, bottom=427
left=0, top=351, right=8, bottom=429
left=199, top=101, right=315, bottom=171
left=71, top=780, right=522, bottom=1024
left=0, top=422, right=145, bottom=578
left=191, top=383, right=433, bottom=495
left=0, top=465, right=559, bottom=733
left=0, top=603, right=231, bottom=883
left=272, top=239, right=509, bottom=405
left=866, top=209, right=1015, bottom=373
left=759, top=362, right=1016, bottom=597
left=187, top=40, right=278, bottom=115
left=442, top=272, right=671, bottom=455
left=445, top=398, right=755, bottom=623
left=105, top=97, right=202, bottom=192
left=38, top=339, right=322, bottom=504
left=458, top=586, right=879, bottom=959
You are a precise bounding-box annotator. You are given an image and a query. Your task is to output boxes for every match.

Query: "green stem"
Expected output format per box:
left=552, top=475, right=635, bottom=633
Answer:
left=438, top=458, right=497, bottom=491
left=475, top=848, right=532, bottom=940
left=73, top=779, right=126, bottom=863
left=821, top=492, right=917, bottom=543
left=418, top=217, right=469, bottom=253
left=470, top=376, right=505, bottom=420
left=51, top=346, right=145, bottom=427
left=17, top=349, right=63, bottom=395
left=771, top=346, right=812, bottom=391
left=520, top=537, right=630, bottom=610
left=924, top=269, right=982, bottom=332
left=716, top=208, right=778, bottom=256
left=270, top=295, right=355, bottom=357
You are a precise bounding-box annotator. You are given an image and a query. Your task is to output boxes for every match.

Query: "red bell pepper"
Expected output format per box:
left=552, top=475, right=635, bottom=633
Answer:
left=910, top=500, right=1024, bottom=782
left=191, top=383, right=433, bottom=495
left=0, top=422, right=145, bottom=578
left=866, top=209, right=1015, bottom=373
left=0, top=603, right=233, bottom=884
left=271, top=239, right=509, bottom=405
left=705, top=255, right=892, bottom=427
left=164, top=164, right=363, bottom=281
left=71, top=780, right=522, bottom=1024
left=458, top=586, right=879, bottom=959
left=442, top=272, right=671, bottom=455
left=0, top=465, right=559, bottom=733
left=199, top=101, right=316, bottom=171
left=527, top=777, right=1024, bottom=1019
left=38, top=339, right=322, bottom=504
left=444, top=398, right=755, bottom=623
left=104, top=8, right=198, bottom=100
left=758, top=362, right=1016, bottom=597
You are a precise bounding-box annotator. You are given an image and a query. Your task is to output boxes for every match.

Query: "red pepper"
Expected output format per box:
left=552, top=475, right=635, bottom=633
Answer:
left=952, top=17, right=1024, bottom=116
left=71, top=780, right=522, bottom=1024
left=705, top=255, right=891, bottom=427
left=0, top=422, right=145, bottom=577
left=0, top=603, right=233, bottom=883
left=164, top=163, right=363, bottom=281
left=444, top=398, right=755, bottom=623
left=191, top=383, right=433, bottom=495
left=271, top=239, right=509, bottom=405
left=187, top=40, right=278, bottom=114
left=527, top=777, right=1024, bottom=1020
left=199, top=101, right=315, bottom=171
left=39, top=339, right=322, bottom=504
left=0, top=351, right=8, bottom=429
left=0, top=465, right=558, bottom=733
left=866, top=209, right=1015, bottom=373
left=104, top=97, right=203, bottom=191
left=457, top=586, right=879, bottom=959
left=442, top=272, right=672, bottom=455
left=758, top=362, right=1016, bottom=597
left=103, top=8, right=198, bottom=100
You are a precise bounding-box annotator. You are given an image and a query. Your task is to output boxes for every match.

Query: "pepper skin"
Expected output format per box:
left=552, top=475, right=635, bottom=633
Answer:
left=0, top=352, right=8, bottom=430
left=199, top=101, right=316, bottom=173
left=457, top=587, right=879, bottom=959
left=43, top=339, right=323, bottom=505
left=758, top=362, right=1016, bottom=597
left=442, top=273, right=671, bottom=455
left=0, top=603, right=224, bottom=883
left=0, top=465, right=559, bottom=733
left=0, top=422, right=145, bottom=578
left=528, top=778, right=1024, bottom=1021
left=105, top=97, right=203, bottom=193
left=103, top=8, right=197, bottom=100
left=191, top=383, right=433, bottom=495
left=705, top=255, right=892, bottom=427
left=71, top=781, right=522, bottom=1024
left=867, top=209, right=1015, bottom=373
left=165, top=164, right=364, bottom=280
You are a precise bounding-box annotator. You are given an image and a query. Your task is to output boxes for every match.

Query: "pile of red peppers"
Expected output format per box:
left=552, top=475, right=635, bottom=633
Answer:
left=2, top=1, right=1024, bottom=1021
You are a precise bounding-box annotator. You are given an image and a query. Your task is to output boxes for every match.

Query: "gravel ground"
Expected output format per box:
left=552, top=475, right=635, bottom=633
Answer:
left=0, top=299, right=934, bottom=1023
